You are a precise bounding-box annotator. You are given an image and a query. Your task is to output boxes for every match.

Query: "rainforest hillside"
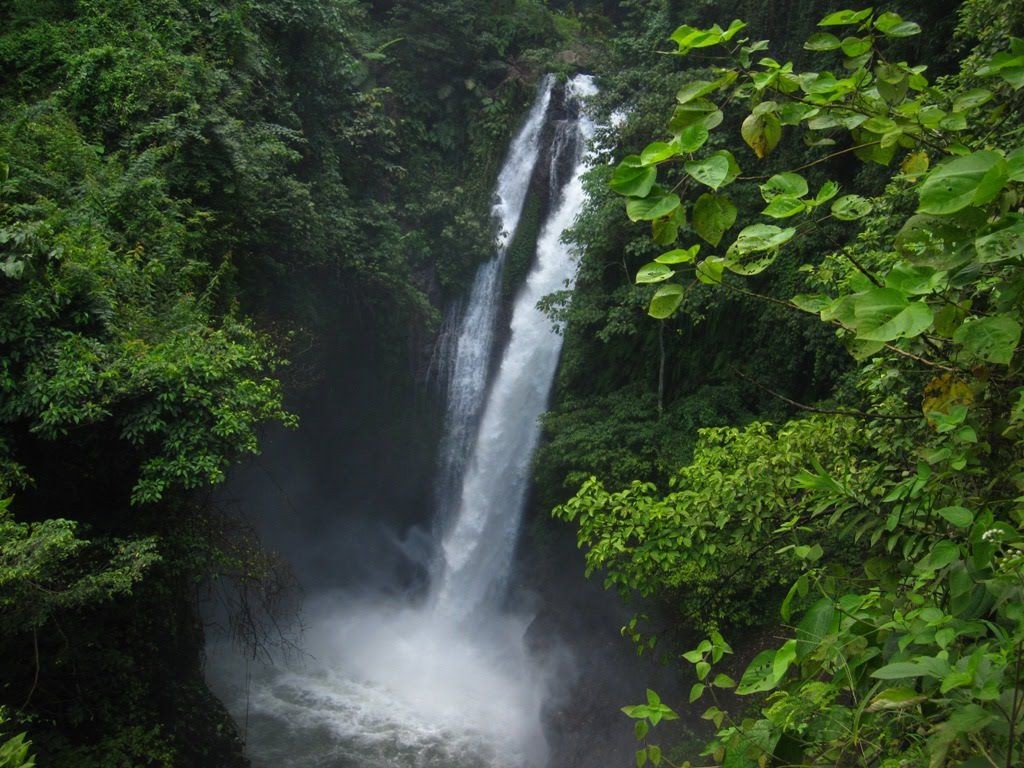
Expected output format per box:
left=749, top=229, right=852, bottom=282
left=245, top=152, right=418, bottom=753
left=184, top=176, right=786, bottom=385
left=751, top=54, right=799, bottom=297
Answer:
left=3, top=0, right=1024, bottom=766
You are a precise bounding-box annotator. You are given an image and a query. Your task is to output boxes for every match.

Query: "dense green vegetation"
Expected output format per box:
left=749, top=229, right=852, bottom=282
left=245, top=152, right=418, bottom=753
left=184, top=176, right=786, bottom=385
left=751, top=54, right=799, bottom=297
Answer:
left=0, top=0, right=586, bottom=763
left=545, top=0, right=1024, bottom=764
left=4, top=0, right=1024, bottom=764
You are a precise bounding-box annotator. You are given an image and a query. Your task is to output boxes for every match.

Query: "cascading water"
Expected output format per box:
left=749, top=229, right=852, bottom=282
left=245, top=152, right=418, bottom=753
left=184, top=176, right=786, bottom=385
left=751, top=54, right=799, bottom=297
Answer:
left=433, top=75, right=597, bottom=621
left=433, top=75, right=554, bottom=532
left=207, top=74, right=600, bottom=768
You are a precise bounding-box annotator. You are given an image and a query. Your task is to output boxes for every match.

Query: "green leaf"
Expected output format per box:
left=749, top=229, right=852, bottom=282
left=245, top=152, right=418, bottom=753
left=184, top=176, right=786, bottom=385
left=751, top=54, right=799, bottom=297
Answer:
left=611, top=157, right=657, bottom=197
left=772, top=639, right=798, bottom=682
left=636, top=748, right=647, bottom=768
left=676, top=80, right=718, bottom=104
left=780, top=575, right=807, bottom=621
left=636, top=262, right=675, bottom=284
left=884, top=262, right=945, bottom=295
left=669, top=99, right=723, bottom=134
left=867, top=687, right=926, bottom=711
left=685, top=155, right=731, bottom=190
left=655, top=245, right=699, bottom=264
left=975, top=218, right=1024, bottom=263
left=647, top=745, right=662, bottom=767
left=741, top=110, right=782, bottom=158
left=1008, top=146, right=1024, bottom=181
left=696, top=257, right=726, bottom=284
left=936, top=506, right=974, bottom=528
left=916, top=540, right=961, bottom=573
left=896, top=211, right=982, bottom=269
left=712, top=673, right=736, bottom=688
left=901, top=151, right=930, bottom=178
left=763, top=196, right=807, bottom=218
left=977, top=41, right=1024, bottom=89
left=627, top=192, right=681, bottom=222
left=671, top=24, right=723, bottom=53
left=841, top=36, right=872, bottom=57
left=721, top=19, right=748, bottom=42
left=953, top=88, right=993, bottom=112
left=652, top=206, right=685, bottom=245
left=760, top=172, right=808, bottom=201
left=815, top=181, right=841, bottom=203
left=852, top=288, right=934, bottom=342
left=692, top=193, right=737, bottom=246
left=953, top=315, right=1022, bottom=365
left=737, top=649, right=784, bottom=694
left=872, top=661, right=943, bottom=680
left=791, top=294, right=831, bottom=314
left=689, top=683, right=705, bottom=702
left=819, top=8, right=874, bottom=26
left=648, top=284, right=685, bottom=319
left=641, top=141, right=678, bottom=166
left=731, top=224, right=796, bottom=253
left=918, top=151, right=1010, bottom=214
left=796, top=598, right=835, bottom=661
left=676, top=123, right=710, bottom=152
left=634, top=720, right=649, bottom=740
left=804, top=32, right=841, bottom=50
left=874, top=12, right=921, bottom=37
left=831, top=195, right=873, bottom=220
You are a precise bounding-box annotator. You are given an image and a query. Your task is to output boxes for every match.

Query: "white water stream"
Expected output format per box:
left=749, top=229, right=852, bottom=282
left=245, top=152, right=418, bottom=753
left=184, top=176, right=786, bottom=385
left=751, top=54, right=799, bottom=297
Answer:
left=208, top=74, right=599, bottom=768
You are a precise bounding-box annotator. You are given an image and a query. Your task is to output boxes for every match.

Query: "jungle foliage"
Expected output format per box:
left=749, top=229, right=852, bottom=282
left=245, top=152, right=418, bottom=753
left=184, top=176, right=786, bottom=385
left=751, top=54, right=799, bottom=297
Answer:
left=552, top=0, right=1024, bottom=765
left=0, top=0, right=582, bottom=763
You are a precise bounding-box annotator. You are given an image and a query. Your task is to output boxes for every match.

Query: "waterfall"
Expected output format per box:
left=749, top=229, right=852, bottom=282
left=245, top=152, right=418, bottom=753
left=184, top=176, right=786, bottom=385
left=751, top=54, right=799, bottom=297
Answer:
left=207, top=74, right=601, bottom=768
left=433, top=74, right=598, bottom=620
left=433, top=76, right=554, bottom=532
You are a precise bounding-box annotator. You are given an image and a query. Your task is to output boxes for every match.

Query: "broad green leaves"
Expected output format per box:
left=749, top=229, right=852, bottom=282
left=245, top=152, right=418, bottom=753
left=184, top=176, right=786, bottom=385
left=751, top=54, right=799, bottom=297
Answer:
left=627, top=191, right=681, bottom=222
left=873, top=12, right=921, bottom=37
left=648, top=284, right=685, bottom=319
left=635, top=262, right=675, bottom=284
left=953, top=316, right=1021, bottom=365
left=831, top=194, right=873, bottom=220
left=670, top=20, right=746, bottom=54
left=936, top=506, right=974, bottom=528
left=692, top=194, right=737, bottom=245
left=640, top=141, right=677, bottom=166
left=805, top=32, right=841, bottom=51
left=685, top=155, right=730, bottom=189
left=603, top=13, right=1024, bottom=768
left=918, top=151, right=1009, bottom=214
left=741, top=104, right=782, bottom=158
left=655, top=245, right=700, bottom=264
left=611, top=157, right=656, bottom=197
left=730, top=224, right=795, bottom=255
left=760, top=173, right=808, bottom=199
left=736, top=648, right=788, bottom=694
left=795, top=598, right=835, bottom=660
left=977, top=37, right=1024, bottom=89
left=819, top=8, right=874, bottom=27
left=849, top=287, right=934, bottom=342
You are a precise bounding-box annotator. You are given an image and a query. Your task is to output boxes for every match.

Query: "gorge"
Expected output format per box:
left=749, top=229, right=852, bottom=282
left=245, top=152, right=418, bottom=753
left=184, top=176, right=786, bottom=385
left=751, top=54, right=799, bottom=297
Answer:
left=207, top=73, right=619, bottom=768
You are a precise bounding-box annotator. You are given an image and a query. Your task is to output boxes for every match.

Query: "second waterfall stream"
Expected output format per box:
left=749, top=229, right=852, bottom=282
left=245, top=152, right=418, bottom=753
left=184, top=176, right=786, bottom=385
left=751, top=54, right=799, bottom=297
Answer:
left=208, top=74, right=600, bottom=768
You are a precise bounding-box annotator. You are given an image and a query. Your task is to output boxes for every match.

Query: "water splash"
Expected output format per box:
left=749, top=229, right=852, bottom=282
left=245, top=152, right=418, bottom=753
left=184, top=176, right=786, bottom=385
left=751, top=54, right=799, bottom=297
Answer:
left=208, top=75, right=599, bottom=768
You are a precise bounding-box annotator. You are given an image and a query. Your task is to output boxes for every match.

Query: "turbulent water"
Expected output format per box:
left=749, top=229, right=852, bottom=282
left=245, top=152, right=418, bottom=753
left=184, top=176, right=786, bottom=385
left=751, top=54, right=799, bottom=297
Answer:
left=208, top=74, right=599, bottom=768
